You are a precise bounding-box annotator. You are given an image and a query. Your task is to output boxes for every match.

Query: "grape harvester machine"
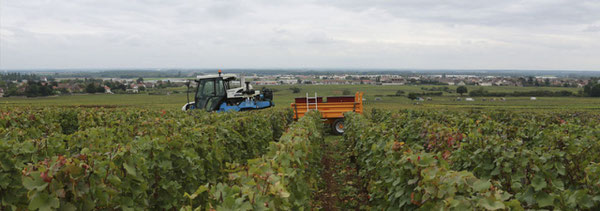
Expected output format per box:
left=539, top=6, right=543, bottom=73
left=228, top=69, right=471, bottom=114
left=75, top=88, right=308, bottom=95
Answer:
left=182, top=70, right=274, bottom=112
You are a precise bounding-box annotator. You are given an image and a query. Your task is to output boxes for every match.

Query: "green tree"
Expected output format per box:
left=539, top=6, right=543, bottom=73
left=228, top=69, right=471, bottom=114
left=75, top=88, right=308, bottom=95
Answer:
left=395, top=90, right=405, bottom=96
left=96, top=86, right=105, bottom=93
left=527, top=76, right=534, bottom=86
left=25, top=82, right=40, bottom=97
left=407, top=93, right=418, bottom=100
left=136, top=77, right=144, bottom=84
left=86, top=83, right=97, bottom=93
left=342, top=89, right=351, bottom=95
left=469, top=88, right=487, bottom=97
left=456, top=86, right=468, bottom=96
left=290, top=87, right=301, bottom=93
left=583, top=78, right=600, bottom=97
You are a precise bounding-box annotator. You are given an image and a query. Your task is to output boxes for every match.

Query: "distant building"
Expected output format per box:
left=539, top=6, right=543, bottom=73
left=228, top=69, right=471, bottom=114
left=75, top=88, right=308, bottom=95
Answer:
left=144, top=82, right=155, bottom=88
left=381, top=82, right=405, bottom=86
left=321, top=80, right=347, bottom=85
left=56, top=83, right=84, bottom=93
left=163, top=78, right=187, bottom=83
left=0, top=88, right=4, bottom=97
left=479, top=82, right=493, bottom=86
left=361, top=80, right=374, bottom=84
left=104, top=86, right=113, bottom=94
left=278, top=80, right=297, bottom=85
left=252, top=81, right=278, bottom=85
left=457, top=81, right=466, bottom=86
left=127, top=85, right=139, bottom=93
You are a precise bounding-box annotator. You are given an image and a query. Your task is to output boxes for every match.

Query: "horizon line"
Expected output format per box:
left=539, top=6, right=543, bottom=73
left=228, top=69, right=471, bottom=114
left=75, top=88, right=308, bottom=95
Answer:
left=2, top=68, right=600, bottom=72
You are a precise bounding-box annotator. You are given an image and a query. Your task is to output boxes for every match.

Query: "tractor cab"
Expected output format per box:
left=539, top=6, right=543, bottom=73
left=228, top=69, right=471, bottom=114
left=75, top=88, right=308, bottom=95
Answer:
left=183, top=71, right=274, bottom=112
left=192, top=76, right=227, bottom=111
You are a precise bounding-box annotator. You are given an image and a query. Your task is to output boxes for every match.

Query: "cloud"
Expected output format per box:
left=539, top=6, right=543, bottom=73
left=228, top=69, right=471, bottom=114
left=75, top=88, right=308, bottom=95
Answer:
left=319, top=0, right=600, bottom=26
left=584, top=24, right=600, bottom=32
left=0, top=0, right=599, bottom=70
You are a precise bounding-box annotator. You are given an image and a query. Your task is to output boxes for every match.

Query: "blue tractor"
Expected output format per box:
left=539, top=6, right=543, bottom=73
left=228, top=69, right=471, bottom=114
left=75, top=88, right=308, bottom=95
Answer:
left=182, top=71, right=274, bottom=112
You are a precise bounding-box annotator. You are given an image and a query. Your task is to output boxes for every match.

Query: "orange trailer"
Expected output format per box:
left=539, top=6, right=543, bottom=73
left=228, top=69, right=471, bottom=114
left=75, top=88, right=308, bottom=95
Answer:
left=291, top=92, right=364, bottom=134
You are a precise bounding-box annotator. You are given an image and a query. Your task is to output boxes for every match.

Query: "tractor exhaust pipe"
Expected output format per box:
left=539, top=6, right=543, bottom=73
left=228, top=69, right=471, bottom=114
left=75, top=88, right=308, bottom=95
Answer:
left=240, top=75, right=246, bottom=91
left=186, top=80, right=190, bottom=104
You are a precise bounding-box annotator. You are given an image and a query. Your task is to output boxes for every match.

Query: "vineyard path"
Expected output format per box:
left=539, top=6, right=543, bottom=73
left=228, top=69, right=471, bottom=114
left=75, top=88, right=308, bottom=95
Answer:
left=314, top=135, right=367, bottom=210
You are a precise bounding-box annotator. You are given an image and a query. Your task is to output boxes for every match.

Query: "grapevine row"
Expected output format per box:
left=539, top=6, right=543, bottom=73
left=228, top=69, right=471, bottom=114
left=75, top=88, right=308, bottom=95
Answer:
left=183, top=110, right=325, bottom=210
left=0, top=107, right=292, bottom=210
left=344, top=109, right=600, bottom=209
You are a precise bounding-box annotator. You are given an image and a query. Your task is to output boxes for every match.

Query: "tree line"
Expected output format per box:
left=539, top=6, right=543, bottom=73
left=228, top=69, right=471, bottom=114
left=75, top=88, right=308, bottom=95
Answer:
left=1, top=76, right=181, bottom=97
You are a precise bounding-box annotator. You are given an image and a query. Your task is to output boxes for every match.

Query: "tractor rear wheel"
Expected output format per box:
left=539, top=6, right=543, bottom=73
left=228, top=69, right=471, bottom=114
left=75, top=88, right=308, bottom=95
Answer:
left=332, top=119, right=344, bottom=135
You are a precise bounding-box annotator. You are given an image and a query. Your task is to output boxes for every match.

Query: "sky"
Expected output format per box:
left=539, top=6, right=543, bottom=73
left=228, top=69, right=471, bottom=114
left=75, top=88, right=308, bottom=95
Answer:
left=1, top=0, right=599, bottom=70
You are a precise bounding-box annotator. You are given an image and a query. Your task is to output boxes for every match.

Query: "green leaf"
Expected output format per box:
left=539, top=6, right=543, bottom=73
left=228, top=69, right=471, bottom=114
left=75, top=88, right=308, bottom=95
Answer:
left=517, top=187, right=535, bottom=205
left=23, top=172, right=48, bottom=191
left=279, top=190, right=290, bottom=198
left=107, top=174, right=121, bottom=186
left=122, top=207, right=134, bottom=211
left=28, top=192, right=60, bottom=211
left=567, top=190, right=594, bottom=208
left=535, top=191, right=554, bottom=208
left=478, top=197, right=506, bottom=210
left=511, top=181, right=522, bottom=191
left=473, top=180, right=491, bottom=192
left=552, top=180, right=564, bottom=190
left=490, top=167, right=500, bottom=176
left=531, top=175, right=546, bottom=191
left=59, top=202, right=77, bottom=211
left=123, top=162, right=136, bottom=177
left=407, top=178, right=419, bottom=185
left=555, top=163, right=565, bottom=176
left=504, top=199, right=524, bottom=211
left=185, top=185, right=209, bottom=200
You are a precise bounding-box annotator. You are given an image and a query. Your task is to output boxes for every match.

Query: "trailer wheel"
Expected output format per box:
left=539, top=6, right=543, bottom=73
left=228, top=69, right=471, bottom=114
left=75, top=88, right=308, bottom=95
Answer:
left=332, top=119, right=344, bottom=135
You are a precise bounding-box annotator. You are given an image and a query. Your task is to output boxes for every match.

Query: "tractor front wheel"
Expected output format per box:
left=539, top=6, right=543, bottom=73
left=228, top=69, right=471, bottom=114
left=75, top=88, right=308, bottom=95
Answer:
left=332, top=119, right=344, bottom=135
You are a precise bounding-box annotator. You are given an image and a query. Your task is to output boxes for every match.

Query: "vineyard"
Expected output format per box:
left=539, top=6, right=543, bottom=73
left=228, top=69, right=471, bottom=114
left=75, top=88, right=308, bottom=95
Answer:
left=0, top=107, right=295, bottom=210
left=344, top=110, right=600, bottom=210
left=1, top=106, right=600, bottom=210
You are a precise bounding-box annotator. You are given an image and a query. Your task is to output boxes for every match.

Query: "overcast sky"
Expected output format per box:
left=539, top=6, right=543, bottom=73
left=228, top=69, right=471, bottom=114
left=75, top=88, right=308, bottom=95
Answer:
left=1, top=0, right=599, bottom=70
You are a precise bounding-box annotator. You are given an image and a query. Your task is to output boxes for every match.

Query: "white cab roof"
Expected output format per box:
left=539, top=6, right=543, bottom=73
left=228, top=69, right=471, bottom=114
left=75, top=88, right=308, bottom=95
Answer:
left=196, top=74, right=237, bottom=80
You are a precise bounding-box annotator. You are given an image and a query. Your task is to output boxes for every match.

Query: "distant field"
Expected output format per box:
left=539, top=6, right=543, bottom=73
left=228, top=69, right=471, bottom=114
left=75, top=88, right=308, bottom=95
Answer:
left=2, top=85, right=599, bottom=111
left=142, top=77, right=195, bottom=81
left=262, top=85, right=599, bottom=111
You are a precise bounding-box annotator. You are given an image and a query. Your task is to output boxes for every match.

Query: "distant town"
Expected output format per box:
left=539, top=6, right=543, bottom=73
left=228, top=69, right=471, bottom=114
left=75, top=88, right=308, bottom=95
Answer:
left=1, top=69, right=600, bottom=98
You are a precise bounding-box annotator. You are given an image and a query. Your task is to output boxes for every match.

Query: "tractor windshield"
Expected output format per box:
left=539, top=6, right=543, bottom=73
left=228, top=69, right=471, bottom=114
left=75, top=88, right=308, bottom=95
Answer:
left=195, top=78, right=226, bottom=111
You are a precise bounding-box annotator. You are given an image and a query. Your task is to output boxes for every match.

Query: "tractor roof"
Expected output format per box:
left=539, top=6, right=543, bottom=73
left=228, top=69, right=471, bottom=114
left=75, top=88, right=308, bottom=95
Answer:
left=196, top=74, right=237, bottom=80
